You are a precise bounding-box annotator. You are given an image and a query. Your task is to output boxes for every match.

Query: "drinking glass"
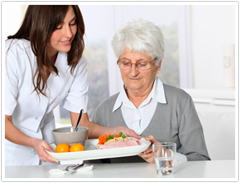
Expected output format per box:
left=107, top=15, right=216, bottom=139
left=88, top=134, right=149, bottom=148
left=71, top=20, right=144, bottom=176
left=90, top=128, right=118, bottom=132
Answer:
left=153, top=142, right=176, bottom=176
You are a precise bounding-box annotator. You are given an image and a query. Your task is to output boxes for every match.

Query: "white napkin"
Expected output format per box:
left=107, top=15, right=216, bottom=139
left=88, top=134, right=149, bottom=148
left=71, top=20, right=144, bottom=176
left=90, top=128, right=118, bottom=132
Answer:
left=49, top=165, right=93, bottom=175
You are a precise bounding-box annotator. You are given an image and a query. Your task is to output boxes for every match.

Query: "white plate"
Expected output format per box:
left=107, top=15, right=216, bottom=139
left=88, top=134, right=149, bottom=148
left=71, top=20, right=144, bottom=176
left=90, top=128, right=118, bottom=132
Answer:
left=45, top=138, right=150, bottom=161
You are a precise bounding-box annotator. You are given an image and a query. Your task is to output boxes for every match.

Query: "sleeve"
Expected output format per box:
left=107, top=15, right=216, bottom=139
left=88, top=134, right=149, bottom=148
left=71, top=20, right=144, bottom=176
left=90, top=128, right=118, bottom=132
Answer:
left=61, top=57, right=88, bottom=113
left=175, top=152, right=187, bottom=162
left=178, top=95, right=211, bottom=161
left=91, top=103, right=104, bottom=125
left=5, top=47, right=19, bottom=116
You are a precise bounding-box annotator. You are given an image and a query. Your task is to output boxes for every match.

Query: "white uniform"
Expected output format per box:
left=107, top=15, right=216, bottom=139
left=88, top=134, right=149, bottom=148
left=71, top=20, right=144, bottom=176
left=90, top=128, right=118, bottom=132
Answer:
left=5, top=39, right=88, bottom=166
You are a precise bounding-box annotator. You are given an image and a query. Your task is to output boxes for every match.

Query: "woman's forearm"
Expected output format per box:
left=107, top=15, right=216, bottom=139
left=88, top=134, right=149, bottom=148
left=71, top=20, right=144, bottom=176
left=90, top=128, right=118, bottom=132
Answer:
left=80, top=119, right=140, bottom=139
left=70, top=112, right=114, bottom=138
left=70, top=112, right=140, bottom=139
left=82, top=120, right=118, bottom=139
left=5, top=115, right=36, bottom=148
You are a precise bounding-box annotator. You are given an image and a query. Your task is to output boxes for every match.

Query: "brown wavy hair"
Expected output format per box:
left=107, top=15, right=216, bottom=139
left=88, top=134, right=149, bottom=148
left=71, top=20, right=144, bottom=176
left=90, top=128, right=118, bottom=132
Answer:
left=7, top=5, right=85, bottom=96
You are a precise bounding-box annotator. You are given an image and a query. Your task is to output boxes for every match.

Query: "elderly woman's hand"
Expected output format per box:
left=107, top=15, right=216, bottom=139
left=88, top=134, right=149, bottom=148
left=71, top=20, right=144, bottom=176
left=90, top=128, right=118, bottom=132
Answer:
left=138, top=135, right=160, bottom=163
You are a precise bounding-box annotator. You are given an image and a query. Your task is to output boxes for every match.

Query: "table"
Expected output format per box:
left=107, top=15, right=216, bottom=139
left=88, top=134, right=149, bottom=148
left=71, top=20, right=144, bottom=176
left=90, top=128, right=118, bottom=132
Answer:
left=4, top=160, right=236, bottom=180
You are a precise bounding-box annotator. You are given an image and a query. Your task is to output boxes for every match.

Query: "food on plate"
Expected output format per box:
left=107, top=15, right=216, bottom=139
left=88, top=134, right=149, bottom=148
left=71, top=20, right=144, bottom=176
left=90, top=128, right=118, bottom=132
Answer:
left=55, top=143, right=70, bottom=153
left=98, top=140, right=142, bottom=149
left=97, top=132, right=131, bottom=145
left=97, top=132, right=141, bottom=149
left=70, top=143, right=85, bottom=152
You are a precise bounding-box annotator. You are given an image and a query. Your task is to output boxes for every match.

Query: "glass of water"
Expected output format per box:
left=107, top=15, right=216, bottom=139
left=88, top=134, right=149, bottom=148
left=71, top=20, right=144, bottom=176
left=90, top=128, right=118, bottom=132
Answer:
left=153, top=142, right=176, bottom=176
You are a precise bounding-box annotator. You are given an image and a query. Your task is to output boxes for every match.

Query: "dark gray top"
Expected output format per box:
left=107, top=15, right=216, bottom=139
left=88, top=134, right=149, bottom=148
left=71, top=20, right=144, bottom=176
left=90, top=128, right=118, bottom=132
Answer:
left=87, top=84, right=210, bottom=163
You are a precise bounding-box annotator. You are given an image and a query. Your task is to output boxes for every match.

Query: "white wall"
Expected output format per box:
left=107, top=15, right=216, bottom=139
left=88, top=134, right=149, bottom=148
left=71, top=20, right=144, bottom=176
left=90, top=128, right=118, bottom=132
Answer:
left=185, top=5, right=236, bottom=160
left=190, top=5, right=236, bottom=90
left=3, top=5, right=23, bottom=41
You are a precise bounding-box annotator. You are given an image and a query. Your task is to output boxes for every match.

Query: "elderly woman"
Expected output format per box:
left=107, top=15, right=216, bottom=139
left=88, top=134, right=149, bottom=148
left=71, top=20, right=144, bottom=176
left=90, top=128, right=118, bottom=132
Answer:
left=90, top=19, right=210, bottom=163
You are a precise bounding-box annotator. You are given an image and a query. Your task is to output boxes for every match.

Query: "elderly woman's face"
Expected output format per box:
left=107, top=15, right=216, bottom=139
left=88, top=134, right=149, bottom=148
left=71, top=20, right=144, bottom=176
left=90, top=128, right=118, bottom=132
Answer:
left=119, top=49, right=160, bottom=94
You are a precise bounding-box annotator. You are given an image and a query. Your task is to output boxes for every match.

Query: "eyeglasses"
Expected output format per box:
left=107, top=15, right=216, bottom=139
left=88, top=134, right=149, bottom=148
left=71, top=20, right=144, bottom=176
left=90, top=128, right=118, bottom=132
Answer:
left=117, top=58, right=156, bottom=70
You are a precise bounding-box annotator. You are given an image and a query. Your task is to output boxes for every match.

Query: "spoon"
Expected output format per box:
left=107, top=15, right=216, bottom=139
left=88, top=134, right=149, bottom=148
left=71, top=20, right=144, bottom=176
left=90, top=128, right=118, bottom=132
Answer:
left=74, top=109, right=83, bottom=132
left=65, top=163, right=84, bottom=174
left=65, top=163, right=84, bottom=171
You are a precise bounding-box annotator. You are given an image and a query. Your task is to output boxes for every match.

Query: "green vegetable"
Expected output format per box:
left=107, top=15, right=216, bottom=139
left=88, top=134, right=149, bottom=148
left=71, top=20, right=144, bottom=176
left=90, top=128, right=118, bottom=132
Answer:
left=118, top=132, right=126, bottom=139
left=119, top=132, right=123, bottom=136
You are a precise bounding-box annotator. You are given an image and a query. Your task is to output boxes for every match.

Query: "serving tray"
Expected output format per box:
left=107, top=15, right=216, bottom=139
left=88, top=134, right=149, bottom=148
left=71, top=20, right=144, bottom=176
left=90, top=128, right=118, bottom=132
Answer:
left=45, top=138, right=150, bottom=161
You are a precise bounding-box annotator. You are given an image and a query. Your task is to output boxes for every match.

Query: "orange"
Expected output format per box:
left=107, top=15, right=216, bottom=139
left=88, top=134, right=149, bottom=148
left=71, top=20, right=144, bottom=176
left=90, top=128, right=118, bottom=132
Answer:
left=70, top=143, right=85, bottom=152
left=55, top=143, right=70, bottom=153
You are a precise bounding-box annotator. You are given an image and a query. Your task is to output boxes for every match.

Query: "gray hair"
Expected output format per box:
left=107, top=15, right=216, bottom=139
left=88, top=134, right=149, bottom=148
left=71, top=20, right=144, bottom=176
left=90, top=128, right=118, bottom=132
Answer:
left=111, top=19, right=165, bottom=66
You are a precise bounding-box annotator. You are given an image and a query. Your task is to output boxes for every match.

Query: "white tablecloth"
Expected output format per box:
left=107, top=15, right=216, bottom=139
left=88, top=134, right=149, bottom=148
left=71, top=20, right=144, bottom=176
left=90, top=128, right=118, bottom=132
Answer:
left=4, top=160, right=236, bottom=180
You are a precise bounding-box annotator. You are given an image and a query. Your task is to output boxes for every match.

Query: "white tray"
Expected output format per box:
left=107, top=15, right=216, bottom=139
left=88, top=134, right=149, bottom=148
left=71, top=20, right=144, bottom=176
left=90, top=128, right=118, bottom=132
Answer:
left=45, top=138, right=150, bottom=161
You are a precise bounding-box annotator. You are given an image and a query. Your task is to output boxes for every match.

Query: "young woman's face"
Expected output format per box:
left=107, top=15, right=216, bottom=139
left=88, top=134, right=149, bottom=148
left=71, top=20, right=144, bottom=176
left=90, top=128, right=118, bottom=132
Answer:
left=47, top=6, right=77, bottom=57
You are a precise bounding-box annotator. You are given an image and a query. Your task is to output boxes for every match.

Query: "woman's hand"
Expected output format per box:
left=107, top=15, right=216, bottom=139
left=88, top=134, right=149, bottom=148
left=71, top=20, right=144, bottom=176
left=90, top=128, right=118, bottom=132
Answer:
left=138, top=135, right=160, bottom=163
left=73, top=112, right=141, bottom=139
left=5, top=115, right=58, bottom=163
left=32, top=139, right=58, bottom=163
left=114, top=126, right=141, bottom=139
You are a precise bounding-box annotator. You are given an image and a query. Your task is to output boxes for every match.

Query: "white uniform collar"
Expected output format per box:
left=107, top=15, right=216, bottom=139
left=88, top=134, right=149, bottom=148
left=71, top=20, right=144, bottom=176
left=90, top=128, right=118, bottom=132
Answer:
left=112, top=77, right=167, bottom=112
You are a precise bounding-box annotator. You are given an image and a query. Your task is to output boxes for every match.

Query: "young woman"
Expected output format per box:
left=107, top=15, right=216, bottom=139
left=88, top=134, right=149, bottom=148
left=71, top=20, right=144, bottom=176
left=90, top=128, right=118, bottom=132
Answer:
left=5, top=5, right=138, bottom=166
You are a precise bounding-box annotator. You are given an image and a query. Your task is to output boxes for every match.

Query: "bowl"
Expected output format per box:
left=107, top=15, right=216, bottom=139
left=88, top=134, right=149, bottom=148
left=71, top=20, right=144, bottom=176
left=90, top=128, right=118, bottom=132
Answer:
left=52, top=126, right=88, bottom=146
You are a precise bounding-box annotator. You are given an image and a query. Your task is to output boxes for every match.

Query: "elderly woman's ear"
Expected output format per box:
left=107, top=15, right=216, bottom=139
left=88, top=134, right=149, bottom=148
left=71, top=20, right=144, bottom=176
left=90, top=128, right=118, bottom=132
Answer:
left=157, top=60, right=162, bottom=73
